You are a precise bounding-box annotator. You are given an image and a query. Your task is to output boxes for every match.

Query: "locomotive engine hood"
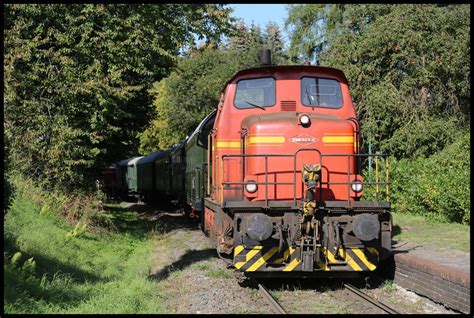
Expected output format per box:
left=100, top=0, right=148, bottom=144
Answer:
left=241, top=112, right=355, bottom=151
left=239, top=112, right=359, bottom=202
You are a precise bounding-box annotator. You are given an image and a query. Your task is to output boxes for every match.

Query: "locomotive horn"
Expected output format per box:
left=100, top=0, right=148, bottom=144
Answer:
left=260, top=49, right=272, bottom=65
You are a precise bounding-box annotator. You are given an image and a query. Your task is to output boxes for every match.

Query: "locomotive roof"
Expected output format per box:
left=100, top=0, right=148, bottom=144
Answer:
left=223, top=65, right=349, bottom=91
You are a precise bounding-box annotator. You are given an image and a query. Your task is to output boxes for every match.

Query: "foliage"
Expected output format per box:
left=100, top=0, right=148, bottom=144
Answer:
left=4, top=131, right=13, bottom=212
left=285, top=4, right=345, bottom=63
left=395, top=132, right=469, bottom=224
left=4, top=4, right=234, bottom=192
left=363, top=132, right=470, bottom=224
left=139, top=22, right=287, bottom=152
left=286, top=4, right=470, bottom=224
left=285, top=4, right=470, bottom=157
left=4, top=176, right=167, bottom=313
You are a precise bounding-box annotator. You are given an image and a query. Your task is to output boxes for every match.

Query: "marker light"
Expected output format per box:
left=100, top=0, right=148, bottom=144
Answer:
left=245, top=180, right=258, bottom=193
left=351, top=180, right=363, bottom=193
left=299, top=114, right=311, bottom=127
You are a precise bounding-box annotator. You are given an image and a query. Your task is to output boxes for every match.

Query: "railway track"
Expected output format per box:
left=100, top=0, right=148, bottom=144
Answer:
left=344, top=283, right=400, bottom=314
left=256, top=282, right=287, bottom=314
left=253, top=279, right=399, bottom=314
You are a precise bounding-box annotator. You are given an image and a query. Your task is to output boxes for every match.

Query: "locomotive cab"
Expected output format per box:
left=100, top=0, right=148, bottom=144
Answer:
left=204, top=62, right=391, bottom=276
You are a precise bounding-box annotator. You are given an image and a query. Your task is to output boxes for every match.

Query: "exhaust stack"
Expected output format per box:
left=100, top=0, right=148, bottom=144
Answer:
left=260, top=49, right=272, bottom=65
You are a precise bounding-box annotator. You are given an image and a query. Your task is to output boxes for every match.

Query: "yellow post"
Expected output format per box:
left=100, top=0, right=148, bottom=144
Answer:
left=375, top=156, right=379, bottom=193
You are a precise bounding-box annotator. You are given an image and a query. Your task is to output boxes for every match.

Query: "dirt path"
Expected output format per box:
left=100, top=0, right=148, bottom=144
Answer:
left=121, top=202, right=458, bottom=314
left=142, top=204, right=272, bottom=314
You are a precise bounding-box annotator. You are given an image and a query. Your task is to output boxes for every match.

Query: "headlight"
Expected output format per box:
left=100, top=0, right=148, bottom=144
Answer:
left=351, top=180, right=363, bottom=193
left=299, top=114, right=311, bottom=127
left=245, top=180, right=258, bottom=193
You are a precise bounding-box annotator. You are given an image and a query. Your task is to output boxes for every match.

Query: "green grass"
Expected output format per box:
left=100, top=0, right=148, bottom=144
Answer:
left=206, top=268, right=233, bottom=279
left=4, top=183, right=168, bottom=313
left=392, top=212, right=470, bottom=253
left=190, top=261, right=210, bottom=271
left=381, top=280, right=395, bottom=292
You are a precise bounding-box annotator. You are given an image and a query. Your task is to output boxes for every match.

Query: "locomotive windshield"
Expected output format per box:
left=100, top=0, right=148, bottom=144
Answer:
left=234, top=77, right=276, bottom=109
left=301, top=77, right=343, bottom=108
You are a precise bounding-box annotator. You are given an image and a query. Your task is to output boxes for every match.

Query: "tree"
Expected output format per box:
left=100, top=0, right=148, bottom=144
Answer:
left=264, top=22, right=287, bottom=64
left=4, top=4, right=234, bottom=192
left=285, top=4, right=470, bottom=157
left=139, top=22, right=288, bottom=153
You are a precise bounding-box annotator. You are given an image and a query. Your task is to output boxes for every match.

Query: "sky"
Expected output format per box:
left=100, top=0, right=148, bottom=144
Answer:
left=230, top=4, right=289, bottom=45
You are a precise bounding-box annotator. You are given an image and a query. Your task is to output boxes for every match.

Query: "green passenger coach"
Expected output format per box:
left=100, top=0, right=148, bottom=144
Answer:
left=126, top=156, right=143, bottom=194
left=184, top=110, right=216, bottom=215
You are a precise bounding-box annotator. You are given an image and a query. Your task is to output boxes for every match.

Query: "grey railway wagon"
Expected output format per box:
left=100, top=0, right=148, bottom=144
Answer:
left=136, top=151, right=166, bottom=202
left=170, top=141, right=186, bottom=202
left=154, top=149, right=172, bottom=195
left=118, top=158, right=131, bottom=192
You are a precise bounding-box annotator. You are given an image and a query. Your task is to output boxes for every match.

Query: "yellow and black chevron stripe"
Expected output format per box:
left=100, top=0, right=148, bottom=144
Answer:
left=233, top=245, right=297, bottom=272
left=321, top=246, right=379, bottom=271
left=233, top=245, right=379, bottom=272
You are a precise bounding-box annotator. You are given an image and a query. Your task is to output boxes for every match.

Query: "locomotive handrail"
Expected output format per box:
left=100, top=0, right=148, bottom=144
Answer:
left=320, top=153, right=390, bottom=206
left=221, top=151, right=390, bottom=208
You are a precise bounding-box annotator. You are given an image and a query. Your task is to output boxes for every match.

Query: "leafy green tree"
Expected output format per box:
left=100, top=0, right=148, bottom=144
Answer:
left=285, top=4, right=470, bottom=157
left=285, top=4, right=345, bottom=64
left=139, top=45, right=255, bottom=153
left=286, top=4, right=470, bottom=223
left=264, top=22, right=287, bottom=64
left=140, top=22, right=287, bottom=153
left=4, top=4, right=234, bottom=192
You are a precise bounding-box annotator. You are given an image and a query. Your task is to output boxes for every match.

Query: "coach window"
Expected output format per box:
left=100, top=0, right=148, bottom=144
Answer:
left=301, top=77, right=343, bottom=108
left=234, top=77, right=276, bottom=109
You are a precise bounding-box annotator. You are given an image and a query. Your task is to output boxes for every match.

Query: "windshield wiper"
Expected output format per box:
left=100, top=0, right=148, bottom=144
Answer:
left=305, top=86, right=315, bottom=111
left=241, top=100, right=266, bottom=110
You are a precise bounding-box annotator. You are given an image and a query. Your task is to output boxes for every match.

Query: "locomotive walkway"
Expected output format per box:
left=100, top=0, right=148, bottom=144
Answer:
left=392, top=241, right=470, bottom=314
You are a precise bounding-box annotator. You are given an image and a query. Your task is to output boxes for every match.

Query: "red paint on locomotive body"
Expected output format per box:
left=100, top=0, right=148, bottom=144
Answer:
left=211, top=65, right=361, bottom=204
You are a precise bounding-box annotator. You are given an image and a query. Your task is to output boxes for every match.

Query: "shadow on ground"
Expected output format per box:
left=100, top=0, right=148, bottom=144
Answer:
left=252, top=274, right=392, bottom=294
left=148, top=248, right=217, bottom=282
left=4, top=237, right=102, bottom=283
left=4, top=237, right=101, bottom=310
left=103, top=202, right=198, bottom=239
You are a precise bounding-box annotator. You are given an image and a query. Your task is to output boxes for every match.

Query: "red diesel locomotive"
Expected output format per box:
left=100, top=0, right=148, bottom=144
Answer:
left=203, top=51, right=391, bottom=277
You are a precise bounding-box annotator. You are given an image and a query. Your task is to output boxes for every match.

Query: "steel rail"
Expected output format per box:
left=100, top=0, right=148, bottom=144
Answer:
left=257, top=282, right=287, bottom=314
left=344, top=283, right=400, bottom=314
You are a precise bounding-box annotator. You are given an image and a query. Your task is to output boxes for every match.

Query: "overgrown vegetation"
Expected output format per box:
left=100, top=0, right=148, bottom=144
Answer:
left=4, top=4, right=234, bottom=192
left=363, top=131, right=470, bottom=224
left=2, top=4, right=470, bottom=312
left=286, top=4, right=470, bottom=223
left=4, top=176, right=166, bottom=313
left=6, top=4, right=468, bottom=224
left=139, top=22, right=287, bottom=152
left=389, top=132, right=470, bottom=223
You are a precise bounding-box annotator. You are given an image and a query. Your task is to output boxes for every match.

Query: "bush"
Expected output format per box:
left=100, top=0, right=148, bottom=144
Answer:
left=9, top=174, right=115, bottom=232
left=365, top=132, right=470, bottom=224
